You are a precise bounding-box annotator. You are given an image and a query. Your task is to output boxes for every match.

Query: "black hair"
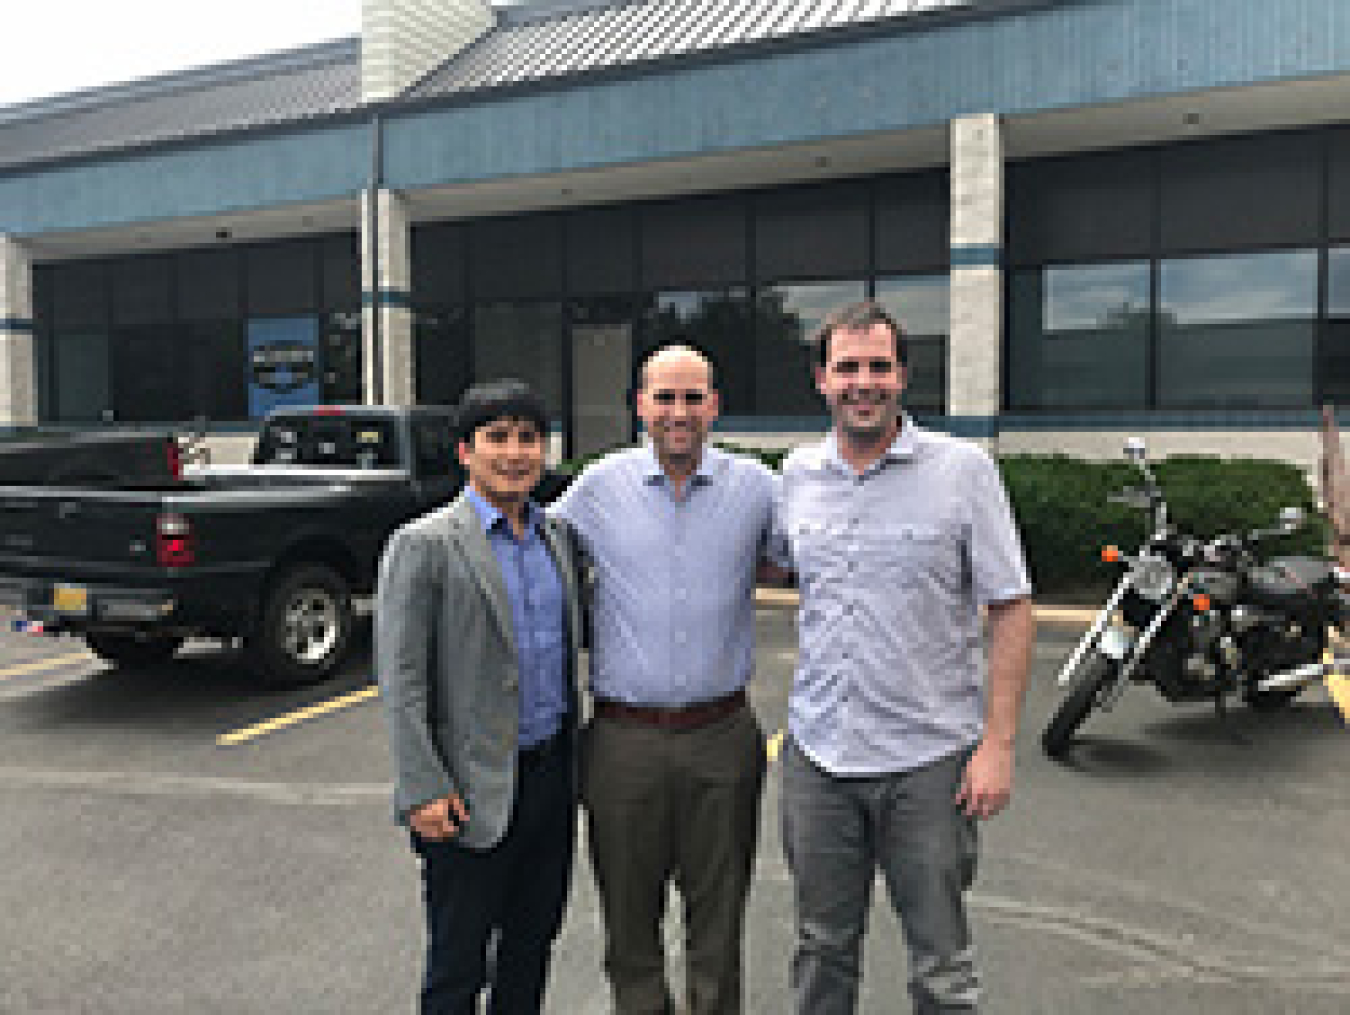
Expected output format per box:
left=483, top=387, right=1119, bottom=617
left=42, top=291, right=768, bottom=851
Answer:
left=811, top=300, right=907, bottom=368
left=455, top=379, right=550, bottom=445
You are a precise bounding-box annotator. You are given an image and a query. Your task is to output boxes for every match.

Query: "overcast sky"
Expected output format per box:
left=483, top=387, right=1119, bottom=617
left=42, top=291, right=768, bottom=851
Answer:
left=2, top=1, right=364, bottom=109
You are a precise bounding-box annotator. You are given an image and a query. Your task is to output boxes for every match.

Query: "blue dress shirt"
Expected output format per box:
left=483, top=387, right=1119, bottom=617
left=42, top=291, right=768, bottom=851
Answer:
left=466, top=488, right=569, bottom=749
left=550, top=444, right=776, bottom=707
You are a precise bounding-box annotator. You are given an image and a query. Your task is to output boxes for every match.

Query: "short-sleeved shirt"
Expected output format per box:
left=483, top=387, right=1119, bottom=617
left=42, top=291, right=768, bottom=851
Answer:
left=550, top=443, right=776, bottom=707
left=772, top=419, right=1032, bottom=776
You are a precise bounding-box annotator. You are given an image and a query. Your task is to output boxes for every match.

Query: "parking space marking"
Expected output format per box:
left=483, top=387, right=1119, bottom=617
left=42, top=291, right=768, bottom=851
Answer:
left=0, top=650, right=93, bottom=681
left=217, top=684, right=380, bottom=747
left=767, top=729, right=784, bottom=762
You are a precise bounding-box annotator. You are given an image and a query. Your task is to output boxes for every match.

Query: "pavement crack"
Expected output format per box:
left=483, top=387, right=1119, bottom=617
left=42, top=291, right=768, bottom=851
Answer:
left=0, top=766, right=391, bottom=806
left=974, top=894, right=1350, bottom=993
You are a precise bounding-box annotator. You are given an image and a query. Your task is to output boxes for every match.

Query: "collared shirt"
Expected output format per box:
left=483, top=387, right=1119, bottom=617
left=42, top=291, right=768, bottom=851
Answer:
left=550, top=443, right=776, bottom=707
left=771, top=418, right=1032, bottom=776
left=466, top=488, right=569, bottom=749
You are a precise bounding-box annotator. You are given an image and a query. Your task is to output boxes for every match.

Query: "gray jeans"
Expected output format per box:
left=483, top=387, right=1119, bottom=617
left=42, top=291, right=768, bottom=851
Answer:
left=781, top=737, right=980, bottom=1015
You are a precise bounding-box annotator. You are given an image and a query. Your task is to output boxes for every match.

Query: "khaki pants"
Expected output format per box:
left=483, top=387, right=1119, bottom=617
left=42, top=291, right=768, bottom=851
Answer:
left=581, top=705, right=765, bottom=1015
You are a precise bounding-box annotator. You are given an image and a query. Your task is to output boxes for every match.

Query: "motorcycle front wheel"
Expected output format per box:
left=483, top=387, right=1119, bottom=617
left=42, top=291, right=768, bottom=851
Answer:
left=1043, top=652, right=1115, bottom=759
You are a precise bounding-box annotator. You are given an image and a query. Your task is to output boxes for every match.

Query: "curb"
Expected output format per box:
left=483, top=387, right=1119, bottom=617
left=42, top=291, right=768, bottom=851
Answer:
left=754, top=588, right=1097, bottom=625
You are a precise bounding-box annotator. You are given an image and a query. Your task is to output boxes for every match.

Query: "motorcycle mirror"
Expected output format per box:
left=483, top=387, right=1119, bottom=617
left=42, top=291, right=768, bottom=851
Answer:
left=1279, top=506, right=1305, bottom=532
left=1124, top=437, right=1147, bottom=461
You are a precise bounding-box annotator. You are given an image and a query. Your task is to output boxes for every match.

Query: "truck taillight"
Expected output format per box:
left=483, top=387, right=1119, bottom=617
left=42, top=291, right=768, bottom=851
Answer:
left=156, top=513, right=195, bottom=567
left=166, top=439, right=182, bottom=479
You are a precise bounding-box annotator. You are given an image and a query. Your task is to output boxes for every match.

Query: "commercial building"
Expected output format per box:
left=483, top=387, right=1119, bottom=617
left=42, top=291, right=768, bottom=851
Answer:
left=3, top=0, right=1349, bottom=465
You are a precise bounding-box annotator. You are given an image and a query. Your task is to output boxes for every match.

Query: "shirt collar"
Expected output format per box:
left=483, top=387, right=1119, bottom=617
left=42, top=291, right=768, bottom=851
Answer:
left=823, top=413, right=919, bottom=476
left=466, top=485, right=541, bottom=536
left=639, top=440, right=719, bottom=488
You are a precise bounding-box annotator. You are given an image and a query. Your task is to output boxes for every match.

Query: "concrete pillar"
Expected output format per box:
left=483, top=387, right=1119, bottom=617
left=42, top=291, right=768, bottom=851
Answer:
left=361, top=188, right=415, bottom=406
left=0, top=236, right=37, bottom=428
left=948, top=113, right=1003, bottom=443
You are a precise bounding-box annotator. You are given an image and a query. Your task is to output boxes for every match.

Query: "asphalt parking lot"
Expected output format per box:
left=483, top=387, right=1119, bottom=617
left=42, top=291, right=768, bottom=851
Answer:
left=1, top=605, right=1348, bottom=1014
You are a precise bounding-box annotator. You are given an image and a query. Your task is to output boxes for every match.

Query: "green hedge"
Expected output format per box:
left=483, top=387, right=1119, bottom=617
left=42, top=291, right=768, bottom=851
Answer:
left=999, top=455, right=1327, bottom=596
left=556, top=445, right=1329, bottom=595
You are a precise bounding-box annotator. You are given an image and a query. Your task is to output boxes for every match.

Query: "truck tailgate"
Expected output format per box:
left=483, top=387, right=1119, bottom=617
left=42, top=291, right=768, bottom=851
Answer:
left=0, top=488, right=166, bottom=576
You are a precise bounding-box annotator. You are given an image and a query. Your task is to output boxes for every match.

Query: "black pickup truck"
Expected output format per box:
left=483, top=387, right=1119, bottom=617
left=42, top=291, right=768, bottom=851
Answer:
left=0, top=406, right=463, bottom=685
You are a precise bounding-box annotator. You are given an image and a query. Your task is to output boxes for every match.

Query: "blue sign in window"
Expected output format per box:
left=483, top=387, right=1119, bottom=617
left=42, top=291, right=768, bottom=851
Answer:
left=247, top=316, right=320, bottom=418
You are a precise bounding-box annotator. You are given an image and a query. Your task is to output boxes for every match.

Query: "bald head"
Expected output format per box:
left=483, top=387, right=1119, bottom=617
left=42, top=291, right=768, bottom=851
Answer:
left=640, top=344, right=714, bottom=390
left=635, top=344, right=720, bottom=477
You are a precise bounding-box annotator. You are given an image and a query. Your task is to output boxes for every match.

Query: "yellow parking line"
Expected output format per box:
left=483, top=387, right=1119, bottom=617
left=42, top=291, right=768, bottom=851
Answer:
left=767, top=729, right=784, bottom=762
left=0, top=650, right=92, bottom=680
left=217, top=685, right=380, bottom=747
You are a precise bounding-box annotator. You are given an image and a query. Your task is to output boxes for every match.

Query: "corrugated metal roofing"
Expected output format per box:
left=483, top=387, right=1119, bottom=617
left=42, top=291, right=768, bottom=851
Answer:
left=0, top=38, right=360, bottom=173
left=410, top=0, right=974, bottom=100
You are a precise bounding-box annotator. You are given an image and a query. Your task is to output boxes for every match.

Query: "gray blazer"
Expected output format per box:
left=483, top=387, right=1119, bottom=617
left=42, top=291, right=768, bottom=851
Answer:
left=374, top=491, right=584, bottom=850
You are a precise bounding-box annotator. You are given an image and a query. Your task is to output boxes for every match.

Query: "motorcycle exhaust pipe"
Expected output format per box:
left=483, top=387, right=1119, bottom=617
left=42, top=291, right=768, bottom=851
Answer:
left=1255, top=659, right=1337, bottom=692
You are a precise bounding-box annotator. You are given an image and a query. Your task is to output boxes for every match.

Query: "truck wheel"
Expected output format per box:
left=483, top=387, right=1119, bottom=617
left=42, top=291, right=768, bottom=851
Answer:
left=250, top=564, right=353, bottom=686
left=1042, top=652, right=1114, bottom=759
left=84, top=631, right=184, bottom=668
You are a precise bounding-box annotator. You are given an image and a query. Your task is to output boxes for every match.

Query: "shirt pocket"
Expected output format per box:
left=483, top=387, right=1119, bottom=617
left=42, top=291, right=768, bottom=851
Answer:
left=867, top=523, right=959, bottom=588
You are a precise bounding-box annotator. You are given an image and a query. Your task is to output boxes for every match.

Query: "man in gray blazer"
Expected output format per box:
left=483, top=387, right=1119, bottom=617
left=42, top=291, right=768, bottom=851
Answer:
left=376, top=380, right=585, bottom=1015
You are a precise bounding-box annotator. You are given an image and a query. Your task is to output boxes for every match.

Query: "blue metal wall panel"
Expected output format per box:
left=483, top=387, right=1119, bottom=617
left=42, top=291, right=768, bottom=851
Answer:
left=0, top=122, right=368, bottom=235
left=384, top=0, right=1350, bottom=191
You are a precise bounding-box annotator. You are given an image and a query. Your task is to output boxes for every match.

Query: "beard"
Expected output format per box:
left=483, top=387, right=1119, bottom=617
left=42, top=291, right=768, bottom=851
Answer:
left=835, top=395, right=899, bottom=445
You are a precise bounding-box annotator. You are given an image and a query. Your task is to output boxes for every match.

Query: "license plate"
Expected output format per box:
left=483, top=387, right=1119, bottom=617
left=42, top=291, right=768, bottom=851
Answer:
left=52, top=584, right=89, bottom=615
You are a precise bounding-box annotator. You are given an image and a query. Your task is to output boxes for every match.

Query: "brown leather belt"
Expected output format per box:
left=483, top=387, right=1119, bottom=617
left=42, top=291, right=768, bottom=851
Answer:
left=593, top=688, right=746, bottom=731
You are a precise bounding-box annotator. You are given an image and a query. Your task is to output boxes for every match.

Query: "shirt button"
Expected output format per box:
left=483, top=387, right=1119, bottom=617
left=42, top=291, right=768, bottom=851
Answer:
left=843, top=604, right=854, bottom=616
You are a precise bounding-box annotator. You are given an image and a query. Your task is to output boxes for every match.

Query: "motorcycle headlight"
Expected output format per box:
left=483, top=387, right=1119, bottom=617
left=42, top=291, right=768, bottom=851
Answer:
left=1130, top=554, right=1176, bottom=601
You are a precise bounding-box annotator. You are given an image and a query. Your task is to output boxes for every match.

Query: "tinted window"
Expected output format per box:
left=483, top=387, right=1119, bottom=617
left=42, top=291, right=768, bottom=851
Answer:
left=640, top=195, right=748, bottom=289
left=470, top=215, right=564, bottom=300
left=473, top=302, right=564, bottom=417
left=874, top=275, right=949, bottom=415
left=1007, top=150, right=1154, bottom=266
left=646, top=290, right=754, bottom=415
left=247, top=241, right=318, bottom=315
left=416, top=307, right=472, bottom=407
left=754, top=182, right=868, bottom=282
left=1325, top=246, right=1350, bottom=403
left=567, top=205, right=637, bottom=294
left=1158, top=250, right=1316, bottom=408
left=875, top=171, right=948, bottom=273
left=255, top=416, right=401, bottom=467
left=1159, top=132, right=1321, bottom=253
left=178, top=248, right=240, bottom=321
left=412, top=223, right=467, bottom=305
left=755, top=280, right=866, bottom=415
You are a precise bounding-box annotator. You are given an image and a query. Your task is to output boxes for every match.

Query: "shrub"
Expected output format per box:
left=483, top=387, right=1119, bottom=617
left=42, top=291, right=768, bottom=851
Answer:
left=556, top=445, right=1330, bottom=596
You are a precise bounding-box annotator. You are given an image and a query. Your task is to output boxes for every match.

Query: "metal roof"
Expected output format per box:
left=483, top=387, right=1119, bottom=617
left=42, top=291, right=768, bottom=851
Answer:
left=411, top=0, right=979, bottom=100
left=0, top=38, right=360, bottom=173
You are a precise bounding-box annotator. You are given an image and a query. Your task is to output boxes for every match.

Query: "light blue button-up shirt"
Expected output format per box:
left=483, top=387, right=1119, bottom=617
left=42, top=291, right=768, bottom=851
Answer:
left=466, top=488, right=569, bottom=749
left=550, top=444, right=776, bottom=707
left=772, top=419, right=1032, bottom=776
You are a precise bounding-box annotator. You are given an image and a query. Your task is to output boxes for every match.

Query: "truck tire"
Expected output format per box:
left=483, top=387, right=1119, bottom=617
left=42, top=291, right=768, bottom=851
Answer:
left=1042, top=652, right=1114, bottom=759
left=84, top=631, right=184, bottom=668
left=249, top=563, right=353, bottom=686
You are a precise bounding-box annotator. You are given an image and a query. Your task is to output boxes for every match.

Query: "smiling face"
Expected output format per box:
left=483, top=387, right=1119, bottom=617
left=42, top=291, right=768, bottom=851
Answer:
left=814, top=321, right=905, bottom=446
left=636, top=347, right=720, bottom=470
left=456, top=416, right=545, bottom=513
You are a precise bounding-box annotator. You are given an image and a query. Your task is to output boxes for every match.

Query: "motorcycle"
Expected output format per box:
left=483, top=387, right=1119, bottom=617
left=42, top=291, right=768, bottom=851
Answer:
left=1042, top=438, right=1350, bottom=759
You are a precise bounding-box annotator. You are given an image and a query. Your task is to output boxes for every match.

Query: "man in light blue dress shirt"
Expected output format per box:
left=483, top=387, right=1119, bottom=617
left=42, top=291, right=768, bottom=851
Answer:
left=772, top=302, right=1036, bottom=1014
left=551, top=345, right=776, bottom=1015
